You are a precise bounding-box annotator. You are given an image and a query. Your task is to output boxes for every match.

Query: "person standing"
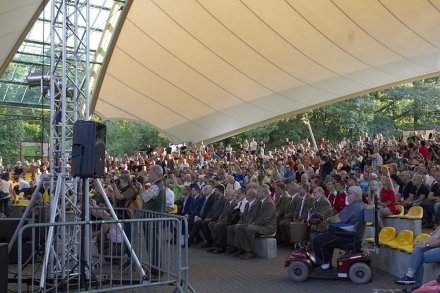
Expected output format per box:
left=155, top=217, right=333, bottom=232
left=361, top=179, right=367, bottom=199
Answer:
left=140, top=165, right=166, bottom=274
left=142, top=165, right=166, bottom=213
left=0, top=173, right=12, bottom=217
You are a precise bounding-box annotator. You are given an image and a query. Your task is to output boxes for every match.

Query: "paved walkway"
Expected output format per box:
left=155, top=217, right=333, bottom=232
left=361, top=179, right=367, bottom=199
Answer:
left=9, top=244, right=406, bottom=293
left=184, top=245, right=404, bottom=293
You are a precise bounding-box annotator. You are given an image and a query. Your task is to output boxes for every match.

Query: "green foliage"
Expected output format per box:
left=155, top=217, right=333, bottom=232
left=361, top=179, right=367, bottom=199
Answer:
left=103, top=120, right=171, bottom=156
left=0, top=108, right=25, bottom=164
left=376, top=78, right=440, bottom=131
left=0, top=77, right=439, bottom=162
left=221, top=78, right=440, bottom=147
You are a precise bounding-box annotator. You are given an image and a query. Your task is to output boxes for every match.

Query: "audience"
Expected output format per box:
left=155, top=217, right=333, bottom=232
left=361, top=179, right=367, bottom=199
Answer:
left=3, top=131, right=440, bottom=289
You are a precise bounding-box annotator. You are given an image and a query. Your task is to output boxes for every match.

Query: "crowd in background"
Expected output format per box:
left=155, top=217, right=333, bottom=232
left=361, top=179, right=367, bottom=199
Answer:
left=1, top=132, right=440, bottom=291
left=2, top=132, right=440, bottom=224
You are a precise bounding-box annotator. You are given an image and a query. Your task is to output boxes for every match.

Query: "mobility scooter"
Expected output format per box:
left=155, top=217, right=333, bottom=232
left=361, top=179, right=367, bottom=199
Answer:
left=284, top=213, right=373, bottom=284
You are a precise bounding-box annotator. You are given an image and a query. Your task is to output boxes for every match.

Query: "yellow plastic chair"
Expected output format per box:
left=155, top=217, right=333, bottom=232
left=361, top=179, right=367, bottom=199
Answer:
left=366, top=226, right=396, bottom=245
left=14, top=199, right=30, bottom=207
left=400, top=206, right=423, bottom=219
left=384, top=230, right=413, bottom=249
left=24, top=173, right=32, bottom=182
left=400, top=233, right=431, bottom=254
left=386, top=205, right=404, bottom=218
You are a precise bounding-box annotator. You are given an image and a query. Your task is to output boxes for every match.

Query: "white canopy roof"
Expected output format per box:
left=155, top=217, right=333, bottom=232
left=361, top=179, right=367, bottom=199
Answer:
left=1, top=1, right=440, bottom=144
left=94, top=0, right=440, bottom=143
left=0, top=0, right=44, bottom=74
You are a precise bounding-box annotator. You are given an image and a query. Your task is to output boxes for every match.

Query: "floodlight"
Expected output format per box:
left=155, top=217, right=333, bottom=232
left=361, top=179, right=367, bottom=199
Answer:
left=26, top=73, right=50, bottom=88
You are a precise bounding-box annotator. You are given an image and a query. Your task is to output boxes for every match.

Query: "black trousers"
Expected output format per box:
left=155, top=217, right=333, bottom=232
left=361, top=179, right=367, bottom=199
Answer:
left=0, top=198, right=10, bottom=216
left=312, top=231, right=355, bottom=265
left=201, top=219, right=214, bottom=245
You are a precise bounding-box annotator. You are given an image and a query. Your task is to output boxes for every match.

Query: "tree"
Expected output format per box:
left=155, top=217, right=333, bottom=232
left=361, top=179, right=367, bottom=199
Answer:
left=220, top=78, right=440, bottom=147
left=104, top=120, right=171, bottom=156
left=0, top=108, right=25, bottom=164
left=375, top=78, right=440, bottom=131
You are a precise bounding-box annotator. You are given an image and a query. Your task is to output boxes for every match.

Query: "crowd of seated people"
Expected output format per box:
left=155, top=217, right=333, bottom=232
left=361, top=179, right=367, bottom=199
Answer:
left=2, top=133, right=440, bottom=228
left=1, top=132, right=440, bottom=289
left=84, top=133, right=439, bottom=261
left=0, top=158, right=51, bottom=217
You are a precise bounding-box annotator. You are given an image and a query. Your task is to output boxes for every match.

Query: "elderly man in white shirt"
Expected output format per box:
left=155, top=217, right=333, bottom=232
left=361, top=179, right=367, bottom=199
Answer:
left=226, top=175, right=241, bottom=191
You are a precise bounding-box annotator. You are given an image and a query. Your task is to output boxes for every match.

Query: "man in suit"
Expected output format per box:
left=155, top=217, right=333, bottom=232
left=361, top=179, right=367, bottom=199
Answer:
left=285, top=182, right=314, bottom=244
left=277, top=182, right=299, bottom=244
left=199, top=184, right=227, bottom=248
left=178, top=186, right=193, bottom=216
left=177, top=185, right=193, bottom=244
left=207, top=189, right=237, bottom=253
left=236, top=184, right=277, bottom=259
left=308, top=186, right=333, bottom=233
left=185, top=185, right=203, bottom=237
left=189, top=184, right=215, bottom=244
left=274, top=182, right=290, bottom=219
left=229, top=188, right=261, bottom=254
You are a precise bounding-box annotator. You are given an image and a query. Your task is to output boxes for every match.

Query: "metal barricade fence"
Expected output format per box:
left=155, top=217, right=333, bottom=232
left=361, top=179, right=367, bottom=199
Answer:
left=16, top=208, right=194, bottom=293
left=137, top=209, right=194, bottom=293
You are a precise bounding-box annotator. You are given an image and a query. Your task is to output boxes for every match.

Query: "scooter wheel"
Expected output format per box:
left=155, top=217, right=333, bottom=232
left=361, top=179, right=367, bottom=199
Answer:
left=348, top=262, right=372, bottom=284
left=287, top=261, right=309, bottom=282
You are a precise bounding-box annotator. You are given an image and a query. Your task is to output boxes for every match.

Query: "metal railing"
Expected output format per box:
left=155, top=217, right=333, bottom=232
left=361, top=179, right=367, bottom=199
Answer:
left=15, top=207, right=195, bottom=292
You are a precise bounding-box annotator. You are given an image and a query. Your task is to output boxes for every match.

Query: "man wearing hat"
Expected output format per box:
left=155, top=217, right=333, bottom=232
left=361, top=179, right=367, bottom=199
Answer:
left=312, top=185, right=365, bottom=271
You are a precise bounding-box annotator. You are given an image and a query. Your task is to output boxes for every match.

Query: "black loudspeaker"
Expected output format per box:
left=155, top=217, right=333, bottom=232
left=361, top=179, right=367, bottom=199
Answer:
left=71, top=121, right=106, bottom=178
left=0, top=219, right=32, bottom=264
left=0, top=243, right=7, bottom=293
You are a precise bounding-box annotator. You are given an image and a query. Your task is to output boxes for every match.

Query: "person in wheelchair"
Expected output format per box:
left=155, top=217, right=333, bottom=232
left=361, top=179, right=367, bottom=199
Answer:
left=312, top=186, right=364, bottom=272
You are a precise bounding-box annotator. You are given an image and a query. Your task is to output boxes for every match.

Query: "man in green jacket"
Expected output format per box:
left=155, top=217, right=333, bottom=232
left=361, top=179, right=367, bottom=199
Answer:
left=236, top=184, right=277, bottom=259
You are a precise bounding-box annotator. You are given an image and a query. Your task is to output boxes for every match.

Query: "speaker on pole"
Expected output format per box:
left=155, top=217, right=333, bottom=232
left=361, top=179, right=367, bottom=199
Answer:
left=71, top=121, right=106, bottom=178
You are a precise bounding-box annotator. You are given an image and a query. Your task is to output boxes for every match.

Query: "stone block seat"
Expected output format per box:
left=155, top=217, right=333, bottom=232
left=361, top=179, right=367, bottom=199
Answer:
left=255, top=232, right=277, bottom=259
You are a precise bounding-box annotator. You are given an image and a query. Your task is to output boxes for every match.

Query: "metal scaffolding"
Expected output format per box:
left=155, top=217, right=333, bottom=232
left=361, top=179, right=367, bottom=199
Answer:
left=0, top=0, right=116, bottom=108
left=38, top=1, right=144, bottom=290
left=41, top=0, right=91, bottom=286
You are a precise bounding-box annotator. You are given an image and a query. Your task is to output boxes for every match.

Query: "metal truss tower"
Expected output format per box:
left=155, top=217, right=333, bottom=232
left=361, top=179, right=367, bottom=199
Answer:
left=41, top=0, right=91, bottom=286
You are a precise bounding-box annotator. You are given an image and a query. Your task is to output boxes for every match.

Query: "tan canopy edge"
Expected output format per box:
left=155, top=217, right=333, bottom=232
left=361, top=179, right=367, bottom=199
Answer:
left=0, top=0, right=47, bottom=76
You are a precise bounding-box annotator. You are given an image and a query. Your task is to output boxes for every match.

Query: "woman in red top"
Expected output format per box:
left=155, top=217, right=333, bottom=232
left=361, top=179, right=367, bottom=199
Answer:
left=377, top=174, right=397, bottom=228
left=328, top=181, right=346, bottom=213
